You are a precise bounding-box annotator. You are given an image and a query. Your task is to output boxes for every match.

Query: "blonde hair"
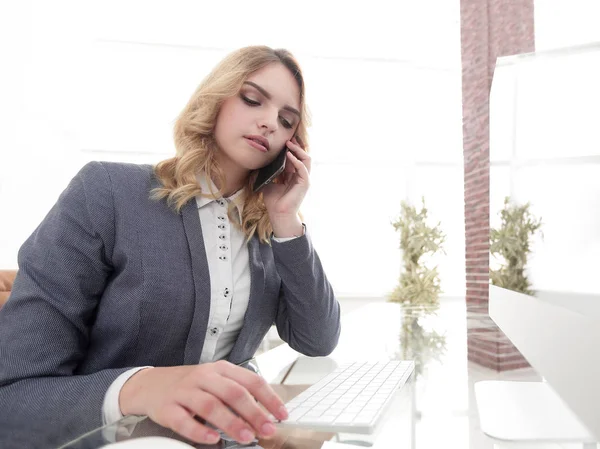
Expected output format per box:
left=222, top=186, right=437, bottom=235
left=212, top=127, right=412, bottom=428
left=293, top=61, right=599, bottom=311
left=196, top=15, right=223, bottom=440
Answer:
left=152, top=46, right=311, bottom=243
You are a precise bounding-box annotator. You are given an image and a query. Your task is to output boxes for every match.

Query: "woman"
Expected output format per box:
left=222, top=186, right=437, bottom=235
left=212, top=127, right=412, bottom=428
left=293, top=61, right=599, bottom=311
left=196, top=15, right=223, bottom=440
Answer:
left=0, top=46, right=340, bottom=447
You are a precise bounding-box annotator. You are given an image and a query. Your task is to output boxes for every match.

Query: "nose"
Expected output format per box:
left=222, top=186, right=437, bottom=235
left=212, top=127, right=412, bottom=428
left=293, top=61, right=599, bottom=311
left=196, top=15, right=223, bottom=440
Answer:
left=258, top=108, right=279, bottom=133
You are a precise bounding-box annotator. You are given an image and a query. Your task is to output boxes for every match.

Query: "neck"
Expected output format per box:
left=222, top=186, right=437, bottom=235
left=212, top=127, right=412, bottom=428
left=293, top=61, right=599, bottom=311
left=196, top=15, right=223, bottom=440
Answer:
left=213, top=152, right=249, bottom=197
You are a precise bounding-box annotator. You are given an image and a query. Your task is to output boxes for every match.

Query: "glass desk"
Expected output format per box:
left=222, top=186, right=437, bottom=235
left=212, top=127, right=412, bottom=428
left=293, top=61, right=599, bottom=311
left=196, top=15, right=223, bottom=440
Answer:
left=54, top=299, right=567, bottom=449
left=59, top=381, right=414, bottom=449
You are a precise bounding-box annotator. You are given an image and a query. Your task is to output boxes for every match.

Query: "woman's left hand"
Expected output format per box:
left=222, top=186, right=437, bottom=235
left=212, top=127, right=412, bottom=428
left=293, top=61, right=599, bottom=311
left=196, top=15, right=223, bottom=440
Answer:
left=262, top=137, right=310, bottom=237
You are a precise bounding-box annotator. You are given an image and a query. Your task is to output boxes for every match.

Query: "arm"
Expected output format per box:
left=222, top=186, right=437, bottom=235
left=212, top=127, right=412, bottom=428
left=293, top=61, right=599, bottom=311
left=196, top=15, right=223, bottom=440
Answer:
left=271, top=231, right=341, bottom=357
left=0, top=162, right=132, bottom=446
left=262, top=138, right=340, bottom=357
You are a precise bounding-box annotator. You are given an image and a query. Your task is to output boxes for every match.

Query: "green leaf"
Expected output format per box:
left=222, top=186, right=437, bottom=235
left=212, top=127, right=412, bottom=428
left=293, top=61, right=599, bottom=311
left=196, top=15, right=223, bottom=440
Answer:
left=489, top=196, right=542, bottom=295
left=389, top=197, right=445, bottom=308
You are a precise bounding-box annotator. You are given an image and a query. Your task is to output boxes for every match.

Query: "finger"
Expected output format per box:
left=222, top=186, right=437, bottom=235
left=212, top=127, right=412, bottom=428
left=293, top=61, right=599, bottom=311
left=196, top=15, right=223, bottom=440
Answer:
left=198, top=374, right=276, bottom=439
left=215, top=361, right=288, bottom=421
left=286, top=141, right=311, bottom=173
left=286, top=170, right=296, bottom=186
left=284, top=154, right=295, bottom=175
left=158, top=403, right=221, bottom=445
left=286, top=140, right=310, bottom=164
left=291, top=136, right=304, bottom=149
left=286, top=151, right=310, bottom=184
left=283, top=159, right=295, bottom=184
left=282, top=149, right=295, bottom=178
left=178, top=389, right=256, bottom=444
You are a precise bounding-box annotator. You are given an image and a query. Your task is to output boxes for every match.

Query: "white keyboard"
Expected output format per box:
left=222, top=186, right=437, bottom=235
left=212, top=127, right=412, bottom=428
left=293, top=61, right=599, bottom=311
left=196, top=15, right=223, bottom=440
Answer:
left=275, top=360, right=415, bottom=434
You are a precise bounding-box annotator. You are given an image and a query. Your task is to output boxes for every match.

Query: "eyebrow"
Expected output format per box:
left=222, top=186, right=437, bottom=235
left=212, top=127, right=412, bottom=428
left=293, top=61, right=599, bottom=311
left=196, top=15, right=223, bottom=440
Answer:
left=243, top=81, right=300, bottom=117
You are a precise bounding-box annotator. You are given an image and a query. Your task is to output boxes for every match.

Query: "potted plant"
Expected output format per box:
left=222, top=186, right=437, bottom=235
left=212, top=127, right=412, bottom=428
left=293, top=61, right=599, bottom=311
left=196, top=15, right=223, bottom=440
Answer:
left=389, top=197, right=446, bottom=310
left=490, top=196, right=543, bottom=295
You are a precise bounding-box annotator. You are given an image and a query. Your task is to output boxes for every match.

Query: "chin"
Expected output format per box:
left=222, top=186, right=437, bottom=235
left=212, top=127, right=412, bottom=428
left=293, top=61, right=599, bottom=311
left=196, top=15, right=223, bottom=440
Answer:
left=239, top=153, right=272, bottom=171
left=247, top=161, right=268, bottom=171
left=235, top=157, right=268, bottom=172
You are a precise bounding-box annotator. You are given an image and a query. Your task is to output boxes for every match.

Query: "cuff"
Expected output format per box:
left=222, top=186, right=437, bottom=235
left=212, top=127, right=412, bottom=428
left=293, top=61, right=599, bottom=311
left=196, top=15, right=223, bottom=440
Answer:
left=272, top=223, right=306, bottom=243
left=102, top=366, right=153, bottom=426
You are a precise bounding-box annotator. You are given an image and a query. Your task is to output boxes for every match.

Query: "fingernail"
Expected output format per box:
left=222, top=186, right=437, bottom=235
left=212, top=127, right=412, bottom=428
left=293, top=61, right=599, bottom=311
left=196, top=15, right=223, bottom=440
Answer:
left=240, top=429, right=255, bottom=443
left=278, top=406, right=288, bottom=419
left=261, top=422, right=276, bottom=436
left=206, top=431, right=220, bottom=443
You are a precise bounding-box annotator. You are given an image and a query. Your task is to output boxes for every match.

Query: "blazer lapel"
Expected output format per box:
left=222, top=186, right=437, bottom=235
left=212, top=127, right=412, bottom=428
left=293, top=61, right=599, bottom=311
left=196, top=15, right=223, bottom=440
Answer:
left=181, top=201, right=211, bottom=364
left=228, top=236, right=266, bottom=364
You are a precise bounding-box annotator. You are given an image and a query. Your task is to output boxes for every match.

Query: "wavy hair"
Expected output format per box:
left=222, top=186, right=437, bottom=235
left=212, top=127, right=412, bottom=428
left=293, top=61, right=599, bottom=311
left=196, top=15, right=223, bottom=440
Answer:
left=152, top=46, right=310, bottom=243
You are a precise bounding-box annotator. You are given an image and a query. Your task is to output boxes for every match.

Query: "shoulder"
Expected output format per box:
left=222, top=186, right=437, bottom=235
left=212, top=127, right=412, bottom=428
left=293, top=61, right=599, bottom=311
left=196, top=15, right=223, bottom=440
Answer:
left=74, top=161, right=156, bottom=199
left=64, top=161, right=159, bottom=217
left=77, top=161, right=154, bottom=186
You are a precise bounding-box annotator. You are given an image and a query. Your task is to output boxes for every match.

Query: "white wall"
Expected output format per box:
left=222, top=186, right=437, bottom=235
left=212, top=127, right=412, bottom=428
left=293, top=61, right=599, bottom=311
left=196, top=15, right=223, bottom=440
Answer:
left=490, top=44, right=600, bottom=295
left=535, top=0, right=600, bottom=51
left=0, top=0, right=464, bottom=297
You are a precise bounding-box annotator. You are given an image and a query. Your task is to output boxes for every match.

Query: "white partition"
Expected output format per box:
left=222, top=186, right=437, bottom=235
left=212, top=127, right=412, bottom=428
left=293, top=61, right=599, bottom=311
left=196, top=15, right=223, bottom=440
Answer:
left=489, top=285, right=600, bottom=440
left=490, top=43, right=600, bottom=295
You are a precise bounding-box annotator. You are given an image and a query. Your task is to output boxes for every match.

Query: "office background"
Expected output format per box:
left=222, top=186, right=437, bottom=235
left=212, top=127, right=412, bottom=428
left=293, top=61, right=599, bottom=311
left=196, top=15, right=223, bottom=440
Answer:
left=2, top=1, right=600, bottom=447
left=1, top=0, right=599, bottom=298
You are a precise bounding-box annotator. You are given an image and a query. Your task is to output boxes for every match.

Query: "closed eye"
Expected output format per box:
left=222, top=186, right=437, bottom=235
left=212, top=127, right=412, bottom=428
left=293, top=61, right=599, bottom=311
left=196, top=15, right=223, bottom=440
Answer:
left=280, top=117, right=293, bottom=129
left=241, top=95, right=260, bottom=106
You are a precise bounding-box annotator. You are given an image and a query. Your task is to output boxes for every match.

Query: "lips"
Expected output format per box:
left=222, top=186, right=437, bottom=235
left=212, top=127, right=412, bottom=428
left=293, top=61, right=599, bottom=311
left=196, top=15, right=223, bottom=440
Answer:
left=244, top=135, right=270, bottom=152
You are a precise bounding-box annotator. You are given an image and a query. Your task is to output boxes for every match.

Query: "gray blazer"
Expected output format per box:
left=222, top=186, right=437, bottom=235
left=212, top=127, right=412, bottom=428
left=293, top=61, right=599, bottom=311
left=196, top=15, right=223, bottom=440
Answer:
left=0, top=162, right=340, bottom=448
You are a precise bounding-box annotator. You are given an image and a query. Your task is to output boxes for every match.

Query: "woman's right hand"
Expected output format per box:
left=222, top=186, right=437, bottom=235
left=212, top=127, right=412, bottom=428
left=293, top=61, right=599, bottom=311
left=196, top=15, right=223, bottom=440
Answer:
left=119, top=360, right=289, bottom=445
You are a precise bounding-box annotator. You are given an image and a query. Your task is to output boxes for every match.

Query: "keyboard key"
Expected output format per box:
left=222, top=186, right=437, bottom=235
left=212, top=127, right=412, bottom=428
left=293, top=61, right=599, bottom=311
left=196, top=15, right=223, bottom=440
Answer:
left=334, top=413, right=356, bottom=424
left=287, top=407, right=311, bottom=421
left=300, top=415, right=335, bottom=424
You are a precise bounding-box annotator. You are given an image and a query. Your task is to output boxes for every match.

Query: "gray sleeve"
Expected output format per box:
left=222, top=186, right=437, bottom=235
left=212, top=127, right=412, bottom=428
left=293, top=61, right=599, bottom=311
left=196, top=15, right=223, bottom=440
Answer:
left=0, top=162, right=132, bottom=447
left=271, top=233, right=341, bottom=356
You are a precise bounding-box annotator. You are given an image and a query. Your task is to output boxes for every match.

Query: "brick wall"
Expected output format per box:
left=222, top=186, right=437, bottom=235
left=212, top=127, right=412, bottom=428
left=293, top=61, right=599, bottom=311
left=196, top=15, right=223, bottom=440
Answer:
left=460, top=0, right=535, bottom=371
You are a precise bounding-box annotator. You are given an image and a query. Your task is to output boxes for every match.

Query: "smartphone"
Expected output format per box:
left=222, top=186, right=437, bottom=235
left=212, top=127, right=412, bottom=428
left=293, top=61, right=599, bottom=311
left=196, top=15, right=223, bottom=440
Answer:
left=252, top=147, right=288, bottom=193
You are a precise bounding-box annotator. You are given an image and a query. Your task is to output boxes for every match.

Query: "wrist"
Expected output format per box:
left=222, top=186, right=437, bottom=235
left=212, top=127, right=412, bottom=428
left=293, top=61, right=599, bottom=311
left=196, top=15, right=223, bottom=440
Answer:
left=270, top=214, right=303, bottom=238
left=119, top=367, right=153, bottom=416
